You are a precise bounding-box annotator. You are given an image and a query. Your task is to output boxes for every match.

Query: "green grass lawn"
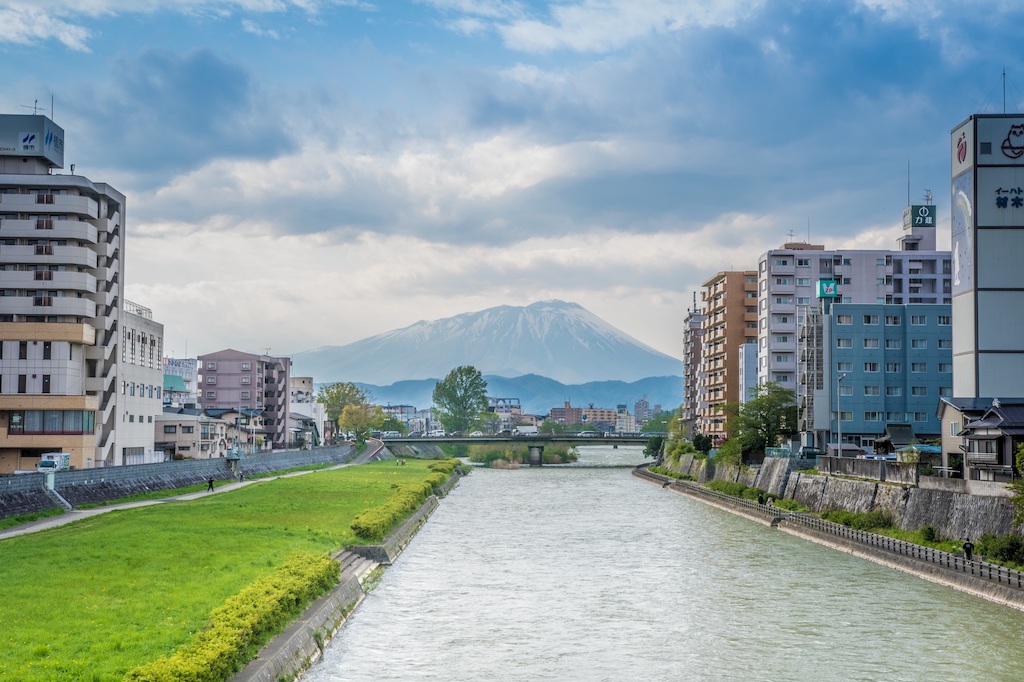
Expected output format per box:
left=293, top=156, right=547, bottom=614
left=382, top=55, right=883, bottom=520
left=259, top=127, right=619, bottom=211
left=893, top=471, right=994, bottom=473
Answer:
left=0, top=460, right=440, bottom=682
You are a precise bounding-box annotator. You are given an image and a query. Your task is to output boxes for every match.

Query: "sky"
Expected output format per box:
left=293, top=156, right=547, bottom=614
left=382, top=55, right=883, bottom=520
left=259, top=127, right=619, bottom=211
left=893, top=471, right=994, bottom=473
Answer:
left=1, top=1, right=1022, bottom=362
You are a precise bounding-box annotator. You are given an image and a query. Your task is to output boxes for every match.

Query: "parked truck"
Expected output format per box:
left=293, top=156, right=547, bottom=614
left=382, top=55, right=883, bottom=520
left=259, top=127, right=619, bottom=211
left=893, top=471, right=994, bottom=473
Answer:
left=38, top=452, right=70, bottom=472
left=513, top=425, right=538, bottom=436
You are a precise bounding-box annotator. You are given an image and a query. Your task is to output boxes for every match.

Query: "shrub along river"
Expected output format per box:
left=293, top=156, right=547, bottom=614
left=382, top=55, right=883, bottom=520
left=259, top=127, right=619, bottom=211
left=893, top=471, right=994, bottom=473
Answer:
left=304, top=446, right=1024, bottom=681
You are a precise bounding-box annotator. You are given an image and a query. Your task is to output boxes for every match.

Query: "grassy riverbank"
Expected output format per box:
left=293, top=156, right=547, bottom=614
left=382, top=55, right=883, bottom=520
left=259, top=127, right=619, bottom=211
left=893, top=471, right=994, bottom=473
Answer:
left=0, top=460, right=444, bottom=681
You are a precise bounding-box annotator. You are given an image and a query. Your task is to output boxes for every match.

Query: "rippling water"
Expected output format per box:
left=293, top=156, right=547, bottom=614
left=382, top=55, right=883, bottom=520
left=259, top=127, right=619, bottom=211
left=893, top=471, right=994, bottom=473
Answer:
left=305, top=446, right=1024, bottom=681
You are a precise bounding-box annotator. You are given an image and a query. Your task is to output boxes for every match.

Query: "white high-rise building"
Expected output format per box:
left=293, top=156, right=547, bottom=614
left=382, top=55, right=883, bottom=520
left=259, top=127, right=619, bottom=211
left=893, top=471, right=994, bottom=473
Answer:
left=0, top=113, right=162, bottom=471
left=757, top=231, right=951, bottom=389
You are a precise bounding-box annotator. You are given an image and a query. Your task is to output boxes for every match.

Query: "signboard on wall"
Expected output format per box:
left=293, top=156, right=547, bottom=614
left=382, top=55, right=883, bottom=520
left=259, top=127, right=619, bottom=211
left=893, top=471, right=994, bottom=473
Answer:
left=816, top=280, right=838, bottom=298
left=0, top=114, right=64, bottom=168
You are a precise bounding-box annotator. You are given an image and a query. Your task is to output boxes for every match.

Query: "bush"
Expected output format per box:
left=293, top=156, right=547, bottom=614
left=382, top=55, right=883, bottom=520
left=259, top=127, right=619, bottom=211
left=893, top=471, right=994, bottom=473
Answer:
left=771, top=498, right=807, bottom=512
left=350, top=482, right=433, bottom=540
left=821, top=509, right=892, bottom=530
left=977, top=533, right=1024, bottom=567
left=740, top=486, right=767, bottom=502
left=649, top=466, right=696, bottom=481
left=125, top=552, right=338, bottom=682
left=920, top=525, right=938, bottom=542
left=705, top=480, right=748, bottom=497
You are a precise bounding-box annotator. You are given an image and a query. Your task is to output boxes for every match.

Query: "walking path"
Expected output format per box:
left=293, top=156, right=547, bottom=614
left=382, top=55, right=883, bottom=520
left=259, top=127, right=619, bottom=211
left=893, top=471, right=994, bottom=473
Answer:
left=0, top=441, right=387, bottom=541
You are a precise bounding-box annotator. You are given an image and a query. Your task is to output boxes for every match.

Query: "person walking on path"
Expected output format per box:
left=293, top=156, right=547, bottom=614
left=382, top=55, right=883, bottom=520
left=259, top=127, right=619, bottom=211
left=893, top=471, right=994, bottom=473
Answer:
left=963, top=538, right=975, bottom=563
left=238, top=471, right=244, bottom=483
left=207, top=477, right=215, bottom=492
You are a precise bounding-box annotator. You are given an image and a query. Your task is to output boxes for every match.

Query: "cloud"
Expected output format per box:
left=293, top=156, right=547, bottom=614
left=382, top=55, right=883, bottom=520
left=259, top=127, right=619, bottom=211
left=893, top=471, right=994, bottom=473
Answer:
left=70, top=48, right=295, bottom=181
left=241, top=18, right=280, bottom=38
left=0, top=7, right=92, bottom=51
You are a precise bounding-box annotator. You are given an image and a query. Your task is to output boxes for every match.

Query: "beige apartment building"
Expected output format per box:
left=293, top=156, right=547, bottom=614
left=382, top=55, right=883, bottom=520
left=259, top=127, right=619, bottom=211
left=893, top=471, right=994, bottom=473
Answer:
left=697, top=271, right=758, bottom=442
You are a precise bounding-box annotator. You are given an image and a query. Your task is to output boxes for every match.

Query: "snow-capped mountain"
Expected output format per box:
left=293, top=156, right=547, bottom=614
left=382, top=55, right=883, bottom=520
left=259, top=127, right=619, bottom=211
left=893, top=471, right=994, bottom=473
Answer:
left=291, top=300, right=681, bottom=385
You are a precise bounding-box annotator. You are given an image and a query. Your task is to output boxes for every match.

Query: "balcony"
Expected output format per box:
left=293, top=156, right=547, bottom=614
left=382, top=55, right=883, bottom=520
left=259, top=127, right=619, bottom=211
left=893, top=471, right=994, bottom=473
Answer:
left=0, top=244, right=98, bottom=269
left=0, top=295, right=97, bottom=318
left=0, top=193, right=99, bottom=219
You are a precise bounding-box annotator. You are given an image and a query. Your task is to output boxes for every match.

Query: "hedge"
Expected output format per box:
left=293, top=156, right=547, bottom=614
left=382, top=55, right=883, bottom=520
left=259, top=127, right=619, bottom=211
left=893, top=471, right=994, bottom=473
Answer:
left=350, top=481, right=433, bottom=540
left=125, top=552, right=339, bottom=681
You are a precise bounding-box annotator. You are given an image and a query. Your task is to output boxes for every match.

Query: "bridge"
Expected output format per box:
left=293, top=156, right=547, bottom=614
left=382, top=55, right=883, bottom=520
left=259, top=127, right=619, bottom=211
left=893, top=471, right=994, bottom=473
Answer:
left=381, top=433, right=654, bottom=466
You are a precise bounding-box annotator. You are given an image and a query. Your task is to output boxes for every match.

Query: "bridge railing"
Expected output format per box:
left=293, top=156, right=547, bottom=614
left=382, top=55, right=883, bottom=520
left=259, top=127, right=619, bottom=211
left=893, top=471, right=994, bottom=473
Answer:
left=640, top=468, right=1024, bottom=591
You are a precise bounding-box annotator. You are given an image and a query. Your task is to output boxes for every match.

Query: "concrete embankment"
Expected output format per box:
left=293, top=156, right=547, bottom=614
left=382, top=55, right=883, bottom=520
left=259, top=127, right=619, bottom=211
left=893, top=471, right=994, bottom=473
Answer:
left=635, top=468, right=1024, bottom=612
left=232, top=468, right=463, bottom=682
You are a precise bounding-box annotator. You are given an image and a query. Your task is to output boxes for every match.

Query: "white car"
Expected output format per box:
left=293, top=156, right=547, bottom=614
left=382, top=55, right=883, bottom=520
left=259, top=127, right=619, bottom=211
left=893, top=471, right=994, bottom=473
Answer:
left=470, top=431, right=483, bottom=437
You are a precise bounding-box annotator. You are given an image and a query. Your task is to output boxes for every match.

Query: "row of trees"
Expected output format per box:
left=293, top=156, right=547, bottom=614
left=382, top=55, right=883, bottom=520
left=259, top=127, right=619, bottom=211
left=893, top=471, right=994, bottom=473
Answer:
left=317, top=365, right=492, bottom=441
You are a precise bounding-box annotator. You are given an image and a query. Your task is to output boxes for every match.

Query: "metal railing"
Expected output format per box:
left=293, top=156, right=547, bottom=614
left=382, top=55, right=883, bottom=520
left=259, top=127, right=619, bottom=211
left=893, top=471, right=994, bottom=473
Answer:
left=639, top=467, right=1024, bottom=591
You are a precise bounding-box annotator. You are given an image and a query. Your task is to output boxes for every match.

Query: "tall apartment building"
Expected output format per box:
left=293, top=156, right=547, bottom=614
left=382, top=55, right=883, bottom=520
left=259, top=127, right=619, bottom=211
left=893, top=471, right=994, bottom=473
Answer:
left=118, top=300, right=165, bottom=465
left=680, top=302, right=705, bottom=433
left=757, top=230, right=951, bottom=389
left=697, top=271, right=758, bottom=441
left=0, top=113, right=160, bottom=471
left=197, top=349, right=292, bottom=449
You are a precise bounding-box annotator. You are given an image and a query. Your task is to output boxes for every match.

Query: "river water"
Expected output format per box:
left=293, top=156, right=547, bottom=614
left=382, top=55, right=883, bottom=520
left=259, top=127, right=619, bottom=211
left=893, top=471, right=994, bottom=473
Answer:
left=306, top=446, right=1024, bottom=681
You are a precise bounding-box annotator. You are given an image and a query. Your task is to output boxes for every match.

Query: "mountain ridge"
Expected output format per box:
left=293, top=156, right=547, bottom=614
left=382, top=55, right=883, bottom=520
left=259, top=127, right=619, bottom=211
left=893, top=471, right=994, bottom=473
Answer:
left=292, top=300, right=680, bottom=385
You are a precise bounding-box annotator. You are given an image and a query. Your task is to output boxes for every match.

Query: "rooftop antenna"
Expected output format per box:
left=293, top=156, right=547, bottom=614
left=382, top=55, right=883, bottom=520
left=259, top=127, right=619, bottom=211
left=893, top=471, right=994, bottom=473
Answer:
left=786, top=229, right=795, bottom=242
left=907, top=160, right=911, bottom=206
left=1003, top=67, right=1007, bottom=114
left=806, top=217, right=810, bottom=243
left=20, top=99, right=43, bottom=115
left=923, top=189, right=933, bottom=205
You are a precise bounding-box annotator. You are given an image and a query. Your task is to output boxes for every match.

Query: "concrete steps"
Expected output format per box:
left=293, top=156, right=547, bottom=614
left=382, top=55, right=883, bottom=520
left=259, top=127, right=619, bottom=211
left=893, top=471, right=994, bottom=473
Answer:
left=334, top=549, right=379, bottom=584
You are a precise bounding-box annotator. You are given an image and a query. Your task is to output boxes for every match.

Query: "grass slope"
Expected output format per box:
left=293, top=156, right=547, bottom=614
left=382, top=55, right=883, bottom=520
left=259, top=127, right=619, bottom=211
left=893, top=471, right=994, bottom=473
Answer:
left=0, top=461, right=438, bottom=682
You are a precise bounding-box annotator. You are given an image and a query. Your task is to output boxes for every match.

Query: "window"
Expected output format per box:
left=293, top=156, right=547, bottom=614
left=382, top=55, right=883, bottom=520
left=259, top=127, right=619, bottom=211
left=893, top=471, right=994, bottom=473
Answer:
left=839, top=385, right=853, bottom=396
left=241, top=361, right=251, bottom=370
left=164, top=425, right=177, bottom=433
left=843, top=277, right=853, bottom=285
left=797, top=258, right=810, bottom=266
left=774, top=374, right=791, bottom=383
left=914, top=412, right=928, bottom=422
left=863, top=315, right=878, bottom=325
left=797, top=297, right=811, bottom=305
left=206, top=376, right=217, bottom=385
left=864, top=338, right=879, bottom=349
left=864, top=362, right=879, bottom=372
left=911, top=315, right=926, bottom=325
left=775, top=296, right=793, bottom=304
left=876, top=258, right=887, bottom=266
left=939, top=363, right=952, bottom=373
left=182, top=426, right=194, bottom=434
left=911, top=362, right=927, bottom=373
left=885, top=339, right=901, bottom=349
left=241, top=391, right=250, bottom=399
left=772, top=315, right=790, bottom=324
left=911, top=386, right=927, bottom=396
left=837, top=338, right=852, bottom=348
left=864, top=412, right=881, bottom=421
left=837, top=362, right=853, bottom=372
left=42, top=375, right=50, bottom=394
left=241, top=376, right=251, bottom=385
left=839, top=411, right=853, bottom=421
left=775, top=277, right=790, bottom=285
left=911, top=339, right=927, bottom=349
left=950, top=421, right=959, bottom=436
left=885, top=315, right=901, bottom=326
left=19, top=341, right=27, bottom=359
left=886, top=386, right=902, bottom=397
left=837, top=314, right=853, bottom=325
left=775, top=258, right=789, bottom=266
left=18, top=374, right=26, bottom=393
left=43, top=341, right=51, bottom=360
left=864, top=386, right=880, bottom=396
left=887, top=412, right=906, bottom=421
left=206, top=361, right=217, bottom=370
left=939, top=386, right=952, bottom=397
left=886, top=362, right=902, bottom=373
left=774, top=335, right=790, bottom=343
left=938, top=315, right=951, bottom=325
left=206, top=390, right=216, bottom=399
left=796, top=278, right=810, bottom=286
left=938, top=339, right=952, bottom=349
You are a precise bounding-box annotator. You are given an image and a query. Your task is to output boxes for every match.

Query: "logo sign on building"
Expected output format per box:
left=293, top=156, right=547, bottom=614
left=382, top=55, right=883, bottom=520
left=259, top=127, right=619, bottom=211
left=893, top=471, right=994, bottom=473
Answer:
left=0, top=115, right=64, bottom=167
left=816, top=280, right=838, bottom=298
left=903, top=205, right=936, bottom=229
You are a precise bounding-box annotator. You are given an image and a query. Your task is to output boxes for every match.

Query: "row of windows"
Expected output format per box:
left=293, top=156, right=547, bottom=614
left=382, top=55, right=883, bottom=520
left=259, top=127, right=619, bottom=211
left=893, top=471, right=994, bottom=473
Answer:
left=8, top=410, right=96, bottom=434
left=0, top=373, right=52, bottom=394
left=163, top=425, right=196, bottom=434
left=836, top=362, right=951, bottom=373
left=836, top=314, right=951, bottom=326
left=203, top=361, right=253, bottom=371
left=121, top=381, right=162, bottom=399
left=0, top=340, right=71, bottom=361
left=837, top=338, right=951, bottom=349
left=839, top=385, right=949, bottom=397
left=204, top=390, right=253, bottom=400
left=837, top=411, right=931, bottom=422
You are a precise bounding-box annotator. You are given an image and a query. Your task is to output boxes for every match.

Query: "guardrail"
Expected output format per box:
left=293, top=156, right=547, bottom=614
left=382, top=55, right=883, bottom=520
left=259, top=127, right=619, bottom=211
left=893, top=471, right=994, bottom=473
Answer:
left=638, top=468, right=1024, bottom=592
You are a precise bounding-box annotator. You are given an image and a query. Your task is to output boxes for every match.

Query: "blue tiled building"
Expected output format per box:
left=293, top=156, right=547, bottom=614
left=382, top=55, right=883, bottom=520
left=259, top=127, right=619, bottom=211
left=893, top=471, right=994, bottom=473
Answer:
left=803, top=303, right=952, bottom=451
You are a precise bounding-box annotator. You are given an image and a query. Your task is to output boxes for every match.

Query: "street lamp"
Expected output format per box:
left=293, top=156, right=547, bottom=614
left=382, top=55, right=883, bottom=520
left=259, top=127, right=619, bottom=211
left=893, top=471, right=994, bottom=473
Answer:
left=836, top=372, right=848, bottom=457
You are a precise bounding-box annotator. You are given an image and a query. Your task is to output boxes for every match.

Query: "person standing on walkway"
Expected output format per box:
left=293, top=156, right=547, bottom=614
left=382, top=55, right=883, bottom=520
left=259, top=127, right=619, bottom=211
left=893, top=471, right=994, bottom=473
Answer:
left=963, top=538, right=975, bottom=563
left=207, top=477, right=215, bottom=492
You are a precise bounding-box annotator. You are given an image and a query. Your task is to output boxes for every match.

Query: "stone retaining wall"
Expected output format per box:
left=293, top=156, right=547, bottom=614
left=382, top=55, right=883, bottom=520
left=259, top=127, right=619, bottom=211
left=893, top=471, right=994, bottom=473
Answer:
left=348, top=495, right=441, bottom=564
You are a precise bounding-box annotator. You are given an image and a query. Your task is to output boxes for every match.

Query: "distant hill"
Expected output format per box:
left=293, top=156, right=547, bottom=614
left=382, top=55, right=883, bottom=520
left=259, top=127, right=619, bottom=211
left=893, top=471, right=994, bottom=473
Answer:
left=292, top=300, right=681, bottom=385
left=353, top=374, right=681, bottom=416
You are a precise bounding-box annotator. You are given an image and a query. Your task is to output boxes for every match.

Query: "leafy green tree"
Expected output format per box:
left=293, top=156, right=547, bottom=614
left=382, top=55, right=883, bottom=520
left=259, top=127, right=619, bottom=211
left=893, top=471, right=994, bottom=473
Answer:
left=316, top=382, right=371, bottom=421
left=378, top=415, right=407, bottom=434
left=540, top=420, right=566, bottom=435
left=644, top=409, right=677, bottom=434
left=692, top=433, right=712, bottom=454
left=338, top=403, right=384, bottom=441
left=721, top=382, right=796, bottom=455
left=432, top=366, right=488, bottom=434
left=1010, top=444, right=1024, bottom=526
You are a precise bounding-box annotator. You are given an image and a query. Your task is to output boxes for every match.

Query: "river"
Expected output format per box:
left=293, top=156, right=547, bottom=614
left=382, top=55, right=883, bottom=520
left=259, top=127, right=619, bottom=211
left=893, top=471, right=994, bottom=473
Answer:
left=305, top=446, right=1024, bottom=681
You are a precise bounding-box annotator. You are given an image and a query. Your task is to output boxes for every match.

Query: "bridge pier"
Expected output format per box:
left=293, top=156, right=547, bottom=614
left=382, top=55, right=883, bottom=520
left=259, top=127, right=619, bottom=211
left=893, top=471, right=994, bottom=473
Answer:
left=528, top=445, right=544, bottom=466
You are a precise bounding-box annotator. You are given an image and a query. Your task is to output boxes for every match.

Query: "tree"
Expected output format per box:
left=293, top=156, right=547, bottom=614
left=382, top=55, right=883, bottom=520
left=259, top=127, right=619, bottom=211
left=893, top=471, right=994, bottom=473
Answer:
left=721, top=382, right=797, bottom=455
left=432, top=366, right=488, bottom=434
left=378, top=415, right=407, bottom=434
left=316, top=382, right=371, bottom=422
left=338, top=403, right=383, bottom=441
